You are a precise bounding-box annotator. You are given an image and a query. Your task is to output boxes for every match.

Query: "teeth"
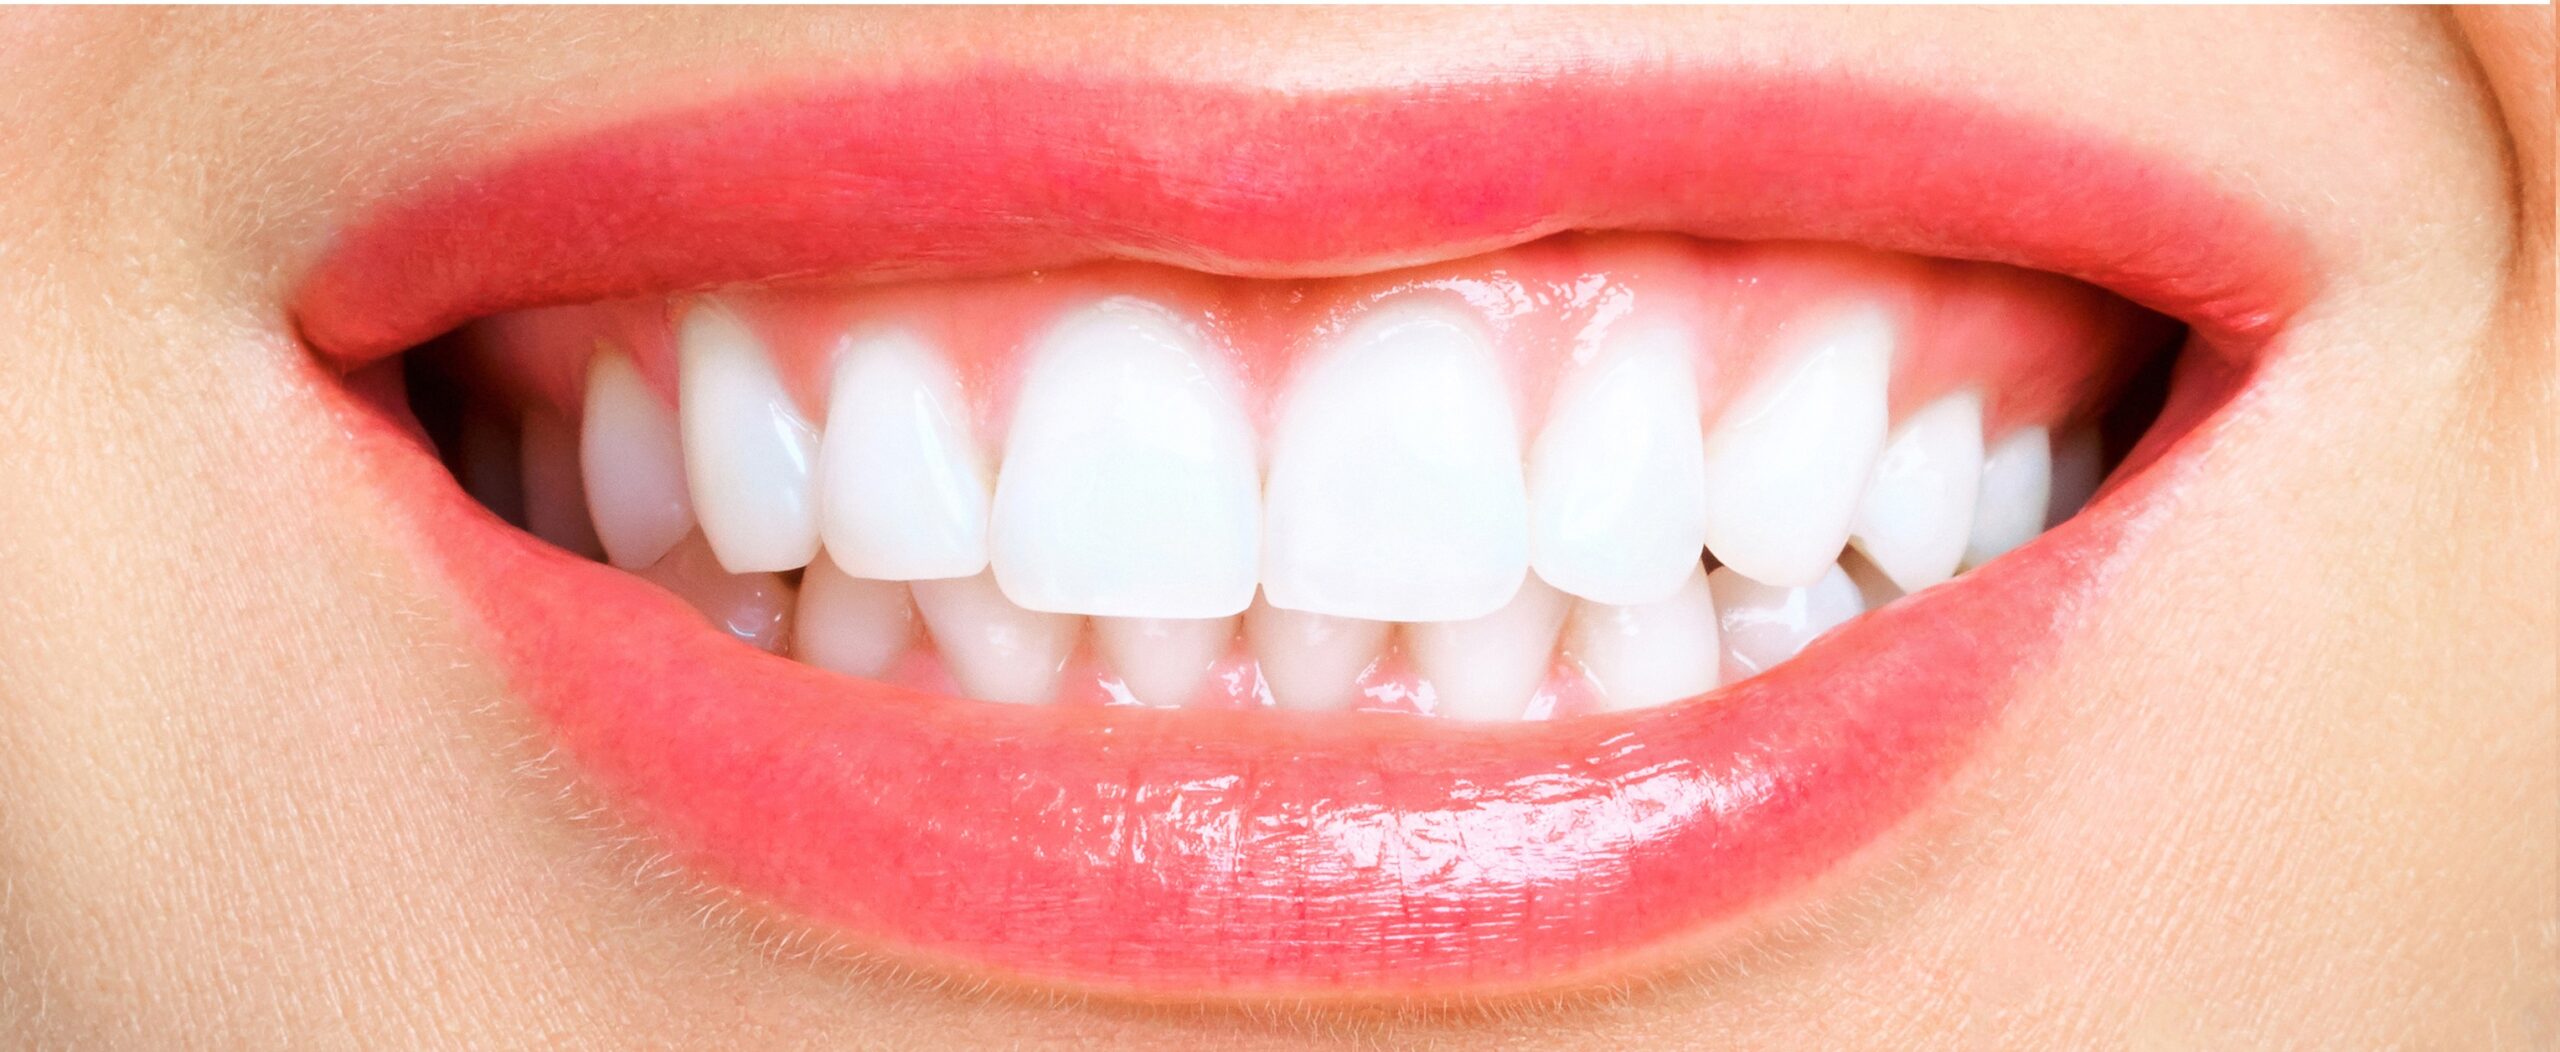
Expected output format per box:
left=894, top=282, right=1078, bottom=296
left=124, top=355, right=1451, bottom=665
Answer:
left=1246, top=599, right=1389, bottom=712
left=636, top=533, right=796, bottom=653
left=1839, top=549, right=1905, bottom=611
left=1698, top=308, right=1893, bottom=588
left=1527, top=320, right=1710, bottom=605
left=1407, top=576, right=1570, bottom=722
left=1961, top=427, right=2053, bottom=569
left=1263, top=301, right=1530, bottom=622
left=520, top=411, right=603, bottom=559
left=817, top=329, right=991, bottom=581
left=2046, top=423, right=2104, bottom=527
left=1095, top=616, right=1237, bottom=707
left=1706, top=563, right=1864, bottom=682
left=793, top=554, right=915, bottom=678
left=910, top=572, right=1080, bottom=704
left=1849, top=391, right=1985, bottom=592
left=1567, top=565, right=1721, bottom=712
left=679, top=304, right=823, bottom=573
left=580, top=351, right=696, bottom=569
left=991, top=298, right=1261, bottom=618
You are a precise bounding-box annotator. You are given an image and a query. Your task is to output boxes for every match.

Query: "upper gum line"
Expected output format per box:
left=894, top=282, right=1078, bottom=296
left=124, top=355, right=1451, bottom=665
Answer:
left=459, top=234, right=2147, bottom=720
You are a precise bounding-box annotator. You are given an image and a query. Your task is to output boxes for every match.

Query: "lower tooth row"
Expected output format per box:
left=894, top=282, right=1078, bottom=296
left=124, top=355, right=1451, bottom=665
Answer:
left=617, top=534, right=1945, bottom=718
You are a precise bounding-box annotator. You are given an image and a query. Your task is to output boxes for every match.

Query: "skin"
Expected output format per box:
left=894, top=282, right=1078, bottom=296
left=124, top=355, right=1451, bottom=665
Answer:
left=0, top=8, right=2549, bottom=1049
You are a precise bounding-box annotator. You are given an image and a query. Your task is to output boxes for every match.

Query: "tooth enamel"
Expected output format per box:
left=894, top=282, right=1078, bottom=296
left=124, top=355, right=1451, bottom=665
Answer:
left=1408, top=576, right=1570, bottom=722
left=1706, top=563, right=1864, bottom=682
left=1245, top=599, right=1389, bottom=712
left=1567, top=565, right=1721, bottom=712
left=520, top=411, right=603, bottom=559
left=1527, top=320, right=1710, bottom=605
left=817, top=329, right=991, bottom=581
left=581, top=351, right=697, bottom=569
left=1095, top=615, right=1237, bottom=707
left=1263, top=301, right=1530, bottom=622
left=990, top=298, right=1261, bottom=619
left=2046, top=423, right=2104, bottom=527
left=794, top=554, right=915, bottom=678
left=910, top=571, right=1080, bottom=704
left=1961, top=427, right=2053, bottom=569
left=636, top=533, right=796, bottom=653
left=1698, top=307, right=1893, bottom=588
left=679, top=304, right=823, bottom=573
left=1849, top=391, right=1985, bottom=592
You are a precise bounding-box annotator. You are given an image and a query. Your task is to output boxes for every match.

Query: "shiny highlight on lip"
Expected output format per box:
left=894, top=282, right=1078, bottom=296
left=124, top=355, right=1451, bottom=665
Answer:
left=302, top=70, right=2308, bottom=996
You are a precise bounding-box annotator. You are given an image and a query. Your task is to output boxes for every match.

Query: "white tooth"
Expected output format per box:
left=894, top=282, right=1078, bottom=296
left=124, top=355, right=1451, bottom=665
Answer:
left=818, top=330, right=991, bottom=581
left=1698, top=307, right=1893, bottom=588
left=520, top=411, right=603, bottom=559
left=1706, top=563, right=1864, bottom=682
left=1095, top=616, right=1236, bottom=708
left=1849, top=391, right=1985, bottom=592
left=910, top=571, right=1079, bottom=705
left=1245, top=599, right=1389, bottom=712
left=1567, top=565, right=1721, bottom=712
left=794, top=554, right=915, bottom=678
left=1528, top=320, right=1710, bottom=605
left=581, top=352, right=697, bottom=569
left=2046, top=423, right=2104, bottom=527
left=991, top=298, right=1261, bottom=618
left=679, top=304, right=822, bottom=574
left=1408, top=577, right=1570, bottom=722
left=636, top=533, right=796, bottom=653
left=1840, top=549, right=1905, bottom=611
left=1961, top=427, right=2053, bottom=569
left=1263, top=301, right=1529, bottom=622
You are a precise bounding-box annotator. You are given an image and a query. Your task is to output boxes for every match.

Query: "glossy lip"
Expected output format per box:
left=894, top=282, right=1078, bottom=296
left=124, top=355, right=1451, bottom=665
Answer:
left=297, top=70, right=2312, bottom=997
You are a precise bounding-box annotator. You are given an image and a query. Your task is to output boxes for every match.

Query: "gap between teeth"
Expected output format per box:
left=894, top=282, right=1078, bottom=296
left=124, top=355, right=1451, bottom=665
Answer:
left=522, top=291, right=2103, bottom=719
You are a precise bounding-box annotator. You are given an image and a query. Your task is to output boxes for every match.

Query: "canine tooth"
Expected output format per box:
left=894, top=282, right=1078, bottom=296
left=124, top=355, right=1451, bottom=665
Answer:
left=1706, top=563, right=1864, bottom=682
left=636, top=533, right=795, bottom=653
left=2046, top=423, right=2104, bottom=526
left=1961, top=427, right=2053, bottom=569
left=1095, top=616, right=1237, bottom=708
left=910, top=572, right=1079, bottom=705
left=679, top=304, right=822, bottom=573
left=991, top=298, right=1260, bottom=618
left=1246, top=599, right=1389, bottom=712
left=794, top=554, right=914, bottom=678
left=1263, top=301, right=1529, bottom=622
left=818, top=330, right=991, bottom=581
left=1699, top=307, right=1892, bottom=587
left=1850, top=391, right=1985, bottom=591
left=1408, top=577, right=1570, bottom=722
left=1567, top=565, right=1720, bottom=712
left=520, top=411, right=603, bottom=559
left=1527, top=320, right=1710, bottom=605
left=581, top=352, right=696, bottom=569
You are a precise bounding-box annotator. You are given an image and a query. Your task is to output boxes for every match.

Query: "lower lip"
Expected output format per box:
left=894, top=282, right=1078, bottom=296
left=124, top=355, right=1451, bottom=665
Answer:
left=333, top=352, right=2217, bottom=996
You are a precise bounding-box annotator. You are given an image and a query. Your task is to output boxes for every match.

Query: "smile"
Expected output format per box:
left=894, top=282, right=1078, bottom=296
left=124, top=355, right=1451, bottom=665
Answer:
left=293, top=69, right=2309, bottom=998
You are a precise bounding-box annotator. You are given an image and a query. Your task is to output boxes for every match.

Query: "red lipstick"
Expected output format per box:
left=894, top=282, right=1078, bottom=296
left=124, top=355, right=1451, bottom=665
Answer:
left=298, top=70, right=2309, bottom=996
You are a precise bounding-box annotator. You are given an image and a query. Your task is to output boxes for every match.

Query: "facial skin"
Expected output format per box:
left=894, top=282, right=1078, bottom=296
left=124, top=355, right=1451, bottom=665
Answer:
left=0, top=8, right=2549, bottom=1049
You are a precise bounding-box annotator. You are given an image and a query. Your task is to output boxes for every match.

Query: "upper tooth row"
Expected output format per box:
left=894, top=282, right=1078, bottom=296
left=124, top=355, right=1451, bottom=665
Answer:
left=580, top=293, right=2099, bottom=623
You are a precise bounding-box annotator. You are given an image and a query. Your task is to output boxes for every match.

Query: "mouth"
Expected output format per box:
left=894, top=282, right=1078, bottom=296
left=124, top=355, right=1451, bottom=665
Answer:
left=294, top=69, right=2308, bottom=999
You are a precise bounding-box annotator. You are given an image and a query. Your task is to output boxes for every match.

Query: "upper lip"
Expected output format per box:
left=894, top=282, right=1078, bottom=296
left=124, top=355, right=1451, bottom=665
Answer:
left=297, top=66, right=2312, bottom=998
